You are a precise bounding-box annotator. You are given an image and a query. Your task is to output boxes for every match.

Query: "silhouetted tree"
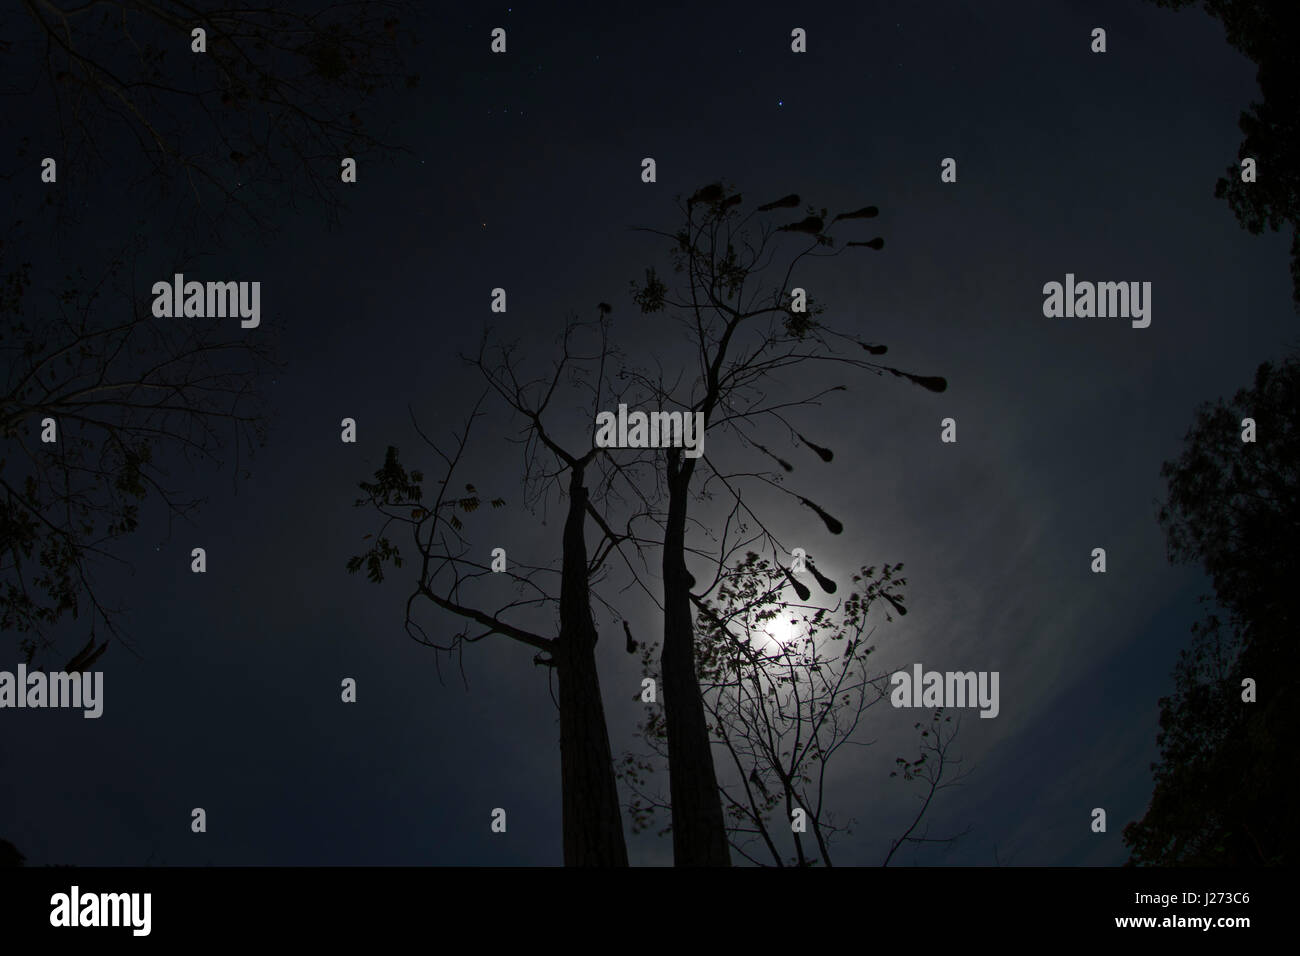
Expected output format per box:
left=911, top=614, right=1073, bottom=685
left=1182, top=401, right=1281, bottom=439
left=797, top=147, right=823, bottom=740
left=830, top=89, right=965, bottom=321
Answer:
left=347, top=314, right=657, bottom=865
left=1124, top=353, right=1299, bottom=864
left=2, top=241, right=275, bottom=666
left=622, top=552, right=968, bottom=866
left=625, top=182, right=947, bottom=864
left=1147, top=0, right=1300, bottom=310
left=3, top=0, right=419, bottom=661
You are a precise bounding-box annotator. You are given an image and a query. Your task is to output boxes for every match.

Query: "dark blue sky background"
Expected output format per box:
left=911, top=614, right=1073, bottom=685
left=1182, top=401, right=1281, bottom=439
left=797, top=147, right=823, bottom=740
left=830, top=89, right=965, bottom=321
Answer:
left=3, top=0, right=1294, bottom=866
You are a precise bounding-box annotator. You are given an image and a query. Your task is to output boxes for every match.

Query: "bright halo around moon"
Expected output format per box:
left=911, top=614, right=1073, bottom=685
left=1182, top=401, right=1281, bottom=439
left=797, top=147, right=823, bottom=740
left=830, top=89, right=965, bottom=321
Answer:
left=761, top=615, right=802, bottom=650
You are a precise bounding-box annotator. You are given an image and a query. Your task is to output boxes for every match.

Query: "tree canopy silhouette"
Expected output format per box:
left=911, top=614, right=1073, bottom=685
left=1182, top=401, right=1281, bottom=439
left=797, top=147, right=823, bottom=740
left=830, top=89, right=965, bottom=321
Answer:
left=2, top=0, right=419, bottom=665
left=1124, top=353, right=1299, bottom=864
left=1147, top=0, right=1300, bottom=310
left=1, top=243, right=275, bottom=666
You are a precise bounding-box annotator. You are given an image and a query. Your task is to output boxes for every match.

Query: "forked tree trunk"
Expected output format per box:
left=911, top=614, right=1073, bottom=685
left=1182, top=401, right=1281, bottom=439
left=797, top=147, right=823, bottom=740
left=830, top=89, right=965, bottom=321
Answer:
left=556, top=464, right=629, bottom=865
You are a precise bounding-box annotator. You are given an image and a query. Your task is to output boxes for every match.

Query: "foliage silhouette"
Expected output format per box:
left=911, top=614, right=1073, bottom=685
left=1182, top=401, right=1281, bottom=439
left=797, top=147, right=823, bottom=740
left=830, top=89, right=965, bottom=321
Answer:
left=1125, top=353, right=1299, bottom=864
left=1148, top=0, right=1300, bottom=310
left=622, top=552, right=969, bottom=866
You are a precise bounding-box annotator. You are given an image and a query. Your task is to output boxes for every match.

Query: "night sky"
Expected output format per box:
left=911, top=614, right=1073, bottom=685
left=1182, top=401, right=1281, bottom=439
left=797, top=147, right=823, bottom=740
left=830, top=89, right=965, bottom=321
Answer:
left=3, top=0, right=1294, bottom=867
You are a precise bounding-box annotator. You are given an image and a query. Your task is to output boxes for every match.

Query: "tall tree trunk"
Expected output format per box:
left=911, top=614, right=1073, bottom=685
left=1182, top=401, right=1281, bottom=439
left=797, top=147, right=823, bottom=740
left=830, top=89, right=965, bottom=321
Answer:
left=660, top=452, right=731, bottom=865
left=556, top=464, right=629, bottom=866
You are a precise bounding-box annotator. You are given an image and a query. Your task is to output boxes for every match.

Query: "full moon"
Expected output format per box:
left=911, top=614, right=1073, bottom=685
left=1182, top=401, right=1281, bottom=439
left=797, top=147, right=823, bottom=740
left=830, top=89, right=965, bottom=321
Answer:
left=761, top=616, right=800, bottom=649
